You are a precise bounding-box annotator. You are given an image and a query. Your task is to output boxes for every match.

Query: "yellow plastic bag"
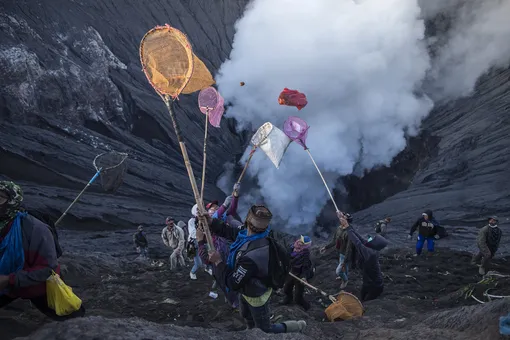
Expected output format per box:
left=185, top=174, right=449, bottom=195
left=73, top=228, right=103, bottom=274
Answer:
left=46, top=271, right=82, bottom=316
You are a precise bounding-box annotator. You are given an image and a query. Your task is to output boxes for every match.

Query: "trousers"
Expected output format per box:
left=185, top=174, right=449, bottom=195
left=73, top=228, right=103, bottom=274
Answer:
left=416, top=235, right=435, bottom=255
left=239, top=295, right=286, bottom=333
left=335, top=254, right=349, bottom=281
left=170, top=248, right=185, bottom=270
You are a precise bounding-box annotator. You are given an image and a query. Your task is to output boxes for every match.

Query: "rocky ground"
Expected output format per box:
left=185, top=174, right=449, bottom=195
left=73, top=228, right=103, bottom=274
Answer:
left=1, top=228, right=509, bottom=340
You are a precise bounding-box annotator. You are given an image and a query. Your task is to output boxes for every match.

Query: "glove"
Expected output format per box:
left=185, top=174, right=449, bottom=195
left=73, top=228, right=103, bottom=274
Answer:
left=407, top=234, right=412, bottom=240
left=222, top=195, right=233, bottom=208
left=434, top=234, right=440, bottom=240
left=233, top=183, right=241, bottom=194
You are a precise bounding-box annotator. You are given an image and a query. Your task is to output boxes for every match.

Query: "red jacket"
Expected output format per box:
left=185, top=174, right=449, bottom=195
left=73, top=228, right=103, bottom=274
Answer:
left=0, top=215, right=60, bottom=299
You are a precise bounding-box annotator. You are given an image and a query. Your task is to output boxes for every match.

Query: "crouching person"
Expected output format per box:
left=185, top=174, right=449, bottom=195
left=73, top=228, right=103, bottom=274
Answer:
left=283, top=235, right=314, bottom=311
left=202, top=205, right=306, bottom=334
left=0, top=181, right=85, bottom=320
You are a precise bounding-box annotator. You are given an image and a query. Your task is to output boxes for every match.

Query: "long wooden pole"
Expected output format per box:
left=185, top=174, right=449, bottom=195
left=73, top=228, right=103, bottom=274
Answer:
left=164, top=98, right=215, bottom=251
left=232, top=147, right=257, bottom=195
left=200, top=109, right=210, bottom=202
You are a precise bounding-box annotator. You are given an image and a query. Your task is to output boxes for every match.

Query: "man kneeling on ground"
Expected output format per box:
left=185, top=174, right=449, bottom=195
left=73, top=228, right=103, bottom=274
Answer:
left=0, top=181, right=85, bottom=320
left=199, top=205, right=306, bottom=334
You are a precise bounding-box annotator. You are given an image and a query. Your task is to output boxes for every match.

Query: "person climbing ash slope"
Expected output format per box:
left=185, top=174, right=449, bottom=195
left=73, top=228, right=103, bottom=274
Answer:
left=0, top=181, right=85, bottom=320
left=320, top=213, right=353, bottom=289
left=161, top=216, right=185, bottom=270
left=202, top=205, right=306, bottom=334
left=472, top=216, right=502, bottom=275
left=283, top=235, right=314, bottom=311
left=408, top=210, right=439, bottom=256
left=374, top=217, right=391, bottom=236
left=133, top=225, right=149, bottom=258
left=338, top=211, right=384, bottom=302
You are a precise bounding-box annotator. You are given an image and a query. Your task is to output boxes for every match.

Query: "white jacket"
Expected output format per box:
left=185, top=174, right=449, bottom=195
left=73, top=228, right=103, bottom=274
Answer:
left=161, top=225, right=185, bottom=251
left=188, top=217, right=197, bottom=241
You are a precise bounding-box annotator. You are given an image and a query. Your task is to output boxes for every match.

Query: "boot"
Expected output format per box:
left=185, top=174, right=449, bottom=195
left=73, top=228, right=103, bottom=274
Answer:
left=283, top=320, right=307, bottom=333
left=479, top=266, right=486, bottom=275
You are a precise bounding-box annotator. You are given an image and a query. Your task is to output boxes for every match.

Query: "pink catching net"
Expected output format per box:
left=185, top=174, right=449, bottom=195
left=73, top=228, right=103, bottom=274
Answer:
left=198, top=87, right=219, bottom=113
left=209, top=93, right=224, bottom=128
left=283, top=116, right=309, bottom=149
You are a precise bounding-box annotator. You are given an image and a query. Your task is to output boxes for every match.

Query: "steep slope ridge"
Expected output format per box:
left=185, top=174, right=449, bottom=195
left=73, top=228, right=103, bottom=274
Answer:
left=0, top=0, right=249, bottom=229
left=350, top=66, right=510, bottom=251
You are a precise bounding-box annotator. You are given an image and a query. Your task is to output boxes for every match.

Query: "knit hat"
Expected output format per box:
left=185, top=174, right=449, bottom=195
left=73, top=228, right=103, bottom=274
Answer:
left=177, top=220, right=186, bottom=229
left=245, top=205, right=272, bottom=232
left=488, top=215, right=499, bottom=222
left=191, top=204, right=198, bottom=217
left=206, top=201, right=219, bottom=209
left=300, top=235, right=312, bottom=245
left=137, top=225, right=143, bottom=231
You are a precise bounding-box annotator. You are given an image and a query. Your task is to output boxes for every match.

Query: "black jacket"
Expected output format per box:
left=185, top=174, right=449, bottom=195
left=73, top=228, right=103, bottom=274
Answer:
left=346, top=226, right=383, bottom=288
left=210, top=219, right=270, bottom=298
left=410, top=211, right=439, bottom=238
left=133, top=231, right=148, bottom=247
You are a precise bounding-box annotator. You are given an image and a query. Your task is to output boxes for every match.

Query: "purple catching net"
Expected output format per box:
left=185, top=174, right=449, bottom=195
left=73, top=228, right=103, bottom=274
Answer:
left=283, top=116, right=309, bottom=149
left=209, top=93, right=224, bottom=128
left=198, top=87, right=219, bottom=113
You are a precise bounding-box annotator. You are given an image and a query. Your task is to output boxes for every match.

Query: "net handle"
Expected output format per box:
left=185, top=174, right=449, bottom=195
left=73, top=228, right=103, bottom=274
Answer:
left=288, top=272, right=336, bottom=302
left=164, top=97, right=215, bottom=251
left=200, top=108, right=210, bottom=202
left=93, top=152, right=129, bottom=172
left=233, top=125, right=273, bottom=192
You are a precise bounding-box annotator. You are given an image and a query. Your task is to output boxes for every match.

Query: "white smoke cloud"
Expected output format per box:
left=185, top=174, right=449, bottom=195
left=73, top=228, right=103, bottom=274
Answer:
left=425, top=0, right=510, bottom=99
left=215, top=0, right=510, bottom=231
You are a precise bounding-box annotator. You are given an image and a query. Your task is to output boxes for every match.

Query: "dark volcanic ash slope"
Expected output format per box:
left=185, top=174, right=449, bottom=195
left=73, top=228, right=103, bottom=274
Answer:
left=2, top=228, right=510, bottom=340
left=346, top=66, right=510, bottom=254
left=0, top=0, right=249, bottom=229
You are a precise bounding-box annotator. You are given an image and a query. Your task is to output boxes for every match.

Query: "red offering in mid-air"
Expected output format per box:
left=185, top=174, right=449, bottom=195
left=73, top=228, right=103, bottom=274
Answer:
left=278, top=88, right=307, bottom=110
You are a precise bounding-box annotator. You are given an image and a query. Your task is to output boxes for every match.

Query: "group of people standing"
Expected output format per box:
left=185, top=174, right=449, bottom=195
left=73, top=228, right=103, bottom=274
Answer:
left=132, top=181, right=504, bottom=335
left=0, top=178, right=501, bottom=333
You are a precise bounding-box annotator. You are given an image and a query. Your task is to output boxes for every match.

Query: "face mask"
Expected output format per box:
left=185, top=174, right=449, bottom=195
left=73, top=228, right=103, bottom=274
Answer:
left=489, top=222, right=498, bottom=227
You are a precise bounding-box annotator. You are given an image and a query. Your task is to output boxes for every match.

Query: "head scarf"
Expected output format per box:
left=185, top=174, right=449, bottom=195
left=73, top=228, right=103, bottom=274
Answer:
left=0, top=181, right=24, bottom=232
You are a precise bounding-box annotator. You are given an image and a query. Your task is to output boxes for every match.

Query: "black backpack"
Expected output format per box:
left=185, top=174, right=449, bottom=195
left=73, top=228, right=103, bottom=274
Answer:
left=265, top=236, right=290, bottom=289
left=26, top=211, right=63, bottom=258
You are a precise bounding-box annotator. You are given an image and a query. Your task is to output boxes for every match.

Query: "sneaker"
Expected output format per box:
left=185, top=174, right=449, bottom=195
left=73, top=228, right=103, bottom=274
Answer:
left=205, top=267, right=213, bottom=276
left=340, top=280, right=348, bottom=289
left=190, top=271, right=197, bottom=280
left=479, top=267, right=486, bottom=275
